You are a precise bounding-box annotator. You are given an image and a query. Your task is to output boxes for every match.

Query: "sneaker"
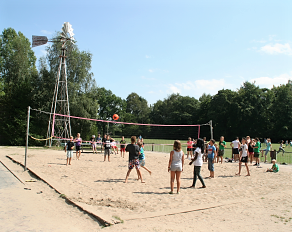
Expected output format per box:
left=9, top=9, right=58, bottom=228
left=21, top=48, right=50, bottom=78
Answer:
left=169, top=191, right=173, bottom=194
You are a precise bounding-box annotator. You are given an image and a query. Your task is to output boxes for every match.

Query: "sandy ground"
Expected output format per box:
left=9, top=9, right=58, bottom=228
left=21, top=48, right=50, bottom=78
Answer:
left=1, top=146, right=292, bottom=232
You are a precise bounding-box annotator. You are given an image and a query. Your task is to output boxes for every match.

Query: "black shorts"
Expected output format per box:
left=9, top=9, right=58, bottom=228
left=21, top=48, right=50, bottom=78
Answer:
left=76, top=146, right=81, bottom=151
left=241, top=156, right=248, bottom=163
left=187, top=148, right=192, bottom=151
left=218, top=150, right=224, bottom=156
left=233, top=148, right=239, bottom=154
left=254, top=152, right=260, bottom=158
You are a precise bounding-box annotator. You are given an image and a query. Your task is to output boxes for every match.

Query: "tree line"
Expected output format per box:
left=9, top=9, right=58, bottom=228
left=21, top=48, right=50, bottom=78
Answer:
left=1, top=27, right=291, bottom=145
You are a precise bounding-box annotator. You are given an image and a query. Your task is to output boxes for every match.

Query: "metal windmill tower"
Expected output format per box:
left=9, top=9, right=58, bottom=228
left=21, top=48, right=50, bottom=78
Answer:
left=32, top=22, right=75, bottom=146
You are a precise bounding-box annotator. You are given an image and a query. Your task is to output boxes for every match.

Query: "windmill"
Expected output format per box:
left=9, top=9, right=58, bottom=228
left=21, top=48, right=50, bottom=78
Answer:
left=32, top=22, right=75, bottom=146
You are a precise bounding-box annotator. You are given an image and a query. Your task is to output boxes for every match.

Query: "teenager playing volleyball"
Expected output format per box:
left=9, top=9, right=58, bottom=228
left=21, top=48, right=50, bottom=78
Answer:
left=189, top=138, right=206, bottom=188
left=124, top=136, right=144, bottom=183
left=168, top=140, right=184, bottom=194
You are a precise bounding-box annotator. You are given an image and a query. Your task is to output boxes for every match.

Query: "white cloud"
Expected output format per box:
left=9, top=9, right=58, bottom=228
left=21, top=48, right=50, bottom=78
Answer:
left=249, top=73, right=292, bottom=88
left=148, top=69, right=154, bottom=73
left=260, top=43, right=292, bottom=55
left=41, top=30, right=53, bottom=35
left=145, top=55, right=150, bottom=58
left=166, top=79, right=235, bottom=98
left=168, top=84, right=181, bottom=94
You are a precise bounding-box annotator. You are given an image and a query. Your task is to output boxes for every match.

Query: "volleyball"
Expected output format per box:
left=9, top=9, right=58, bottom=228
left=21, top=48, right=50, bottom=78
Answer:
left=113, top=114, right=119, bottom=120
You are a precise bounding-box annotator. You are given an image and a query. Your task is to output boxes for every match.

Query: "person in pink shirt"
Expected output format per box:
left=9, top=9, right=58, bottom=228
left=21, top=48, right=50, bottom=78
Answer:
left=186, top=137, right=193, bottom=160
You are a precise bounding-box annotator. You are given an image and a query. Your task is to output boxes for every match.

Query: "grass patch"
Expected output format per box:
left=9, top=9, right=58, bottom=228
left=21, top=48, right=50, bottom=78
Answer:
left=59, top=194, right=67, bottom=199
left=112, top=215, right=124, bottom=223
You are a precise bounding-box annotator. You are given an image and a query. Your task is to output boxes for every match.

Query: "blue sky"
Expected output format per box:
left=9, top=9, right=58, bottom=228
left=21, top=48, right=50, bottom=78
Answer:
left=1, top=0, right=292, bottom=104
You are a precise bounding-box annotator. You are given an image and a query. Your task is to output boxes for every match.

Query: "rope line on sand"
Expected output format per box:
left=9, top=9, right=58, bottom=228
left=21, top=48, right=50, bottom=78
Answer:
left=126, top=202, right=237, bottom=221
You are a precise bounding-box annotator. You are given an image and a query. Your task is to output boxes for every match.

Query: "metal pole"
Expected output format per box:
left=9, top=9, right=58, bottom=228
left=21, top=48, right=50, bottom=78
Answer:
left=24, top=106, right=30, bottom=171
left=210, top=120, right=213, bottom=140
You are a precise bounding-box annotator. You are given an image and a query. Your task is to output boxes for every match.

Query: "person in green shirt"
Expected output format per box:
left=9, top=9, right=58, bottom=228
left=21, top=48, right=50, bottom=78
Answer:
left=253, top=137, right=261, bottom=167
left=217, top=136, right=226, bottom=164
left=266, top=159, right=279, bottom=173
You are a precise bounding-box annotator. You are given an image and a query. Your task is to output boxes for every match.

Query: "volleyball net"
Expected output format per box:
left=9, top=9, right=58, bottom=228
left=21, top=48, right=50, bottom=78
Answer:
left=28, top=108, right=211, bottom=153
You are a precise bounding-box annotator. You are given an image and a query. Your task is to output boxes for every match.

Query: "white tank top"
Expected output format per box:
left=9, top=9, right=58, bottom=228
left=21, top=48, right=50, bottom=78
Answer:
left=171, top=150, right=183, bottom=167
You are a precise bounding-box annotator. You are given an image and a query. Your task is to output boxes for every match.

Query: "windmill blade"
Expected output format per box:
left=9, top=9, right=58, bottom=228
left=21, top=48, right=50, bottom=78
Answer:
left=61, top=22, right=75, bottom=43
left=32, top=35, right=48, bottom=47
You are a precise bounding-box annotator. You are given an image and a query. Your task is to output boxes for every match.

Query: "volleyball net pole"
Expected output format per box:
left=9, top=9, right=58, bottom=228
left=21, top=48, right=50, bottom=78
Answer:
left=24, top=106, right=31, bottom=171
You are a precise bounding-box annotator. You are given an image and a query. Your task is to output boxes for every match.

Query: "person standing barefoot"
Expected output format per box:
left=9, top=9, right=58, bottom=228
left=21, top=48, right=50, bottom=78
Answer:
left=236, top=137, right=250, bottom=176
left=207, top=139, right=217, bottom=178
left=74, top=133, right=82, bottom=160
left=217, top=136, right=226, bottom=164
left=168, top=140, right=184, bottom=194
left=189, top=138, right=206, bottom=188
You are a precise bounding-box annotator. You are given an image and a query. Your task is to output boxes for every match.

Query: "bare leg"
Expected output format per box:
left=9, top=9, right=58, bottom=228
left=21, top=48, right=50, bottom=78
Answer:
left=170, top=171, right=175, bottom=193
left=66, top=157, right=69, bottom=166
left=236, top=162, right=242, bottom=175
left=136, top=168, right=144, bottom=183
left=142, top=166, right=152, bottom=175
left=69, top=157, right=72, bottom=165
left=124, top=169, right=132, bottom=183
left=245, top=163, right=250, bottom=176
left=176, top=171, right=182, bottom=193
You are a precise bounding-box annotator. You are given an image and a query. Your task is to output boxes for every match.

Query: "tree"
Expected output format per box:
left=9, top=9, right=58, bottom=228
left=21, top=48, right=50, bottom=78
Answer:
left=0, top=28, right=37, bottom=145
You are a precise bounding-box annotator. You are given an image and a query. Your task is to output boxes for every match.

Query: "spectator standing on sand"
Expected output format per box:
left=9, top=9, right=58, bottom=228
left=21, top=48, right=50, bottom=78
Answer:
left=101, top=134, right=107, bottom=153
left=266, top=159, right=279, bottom=173
left=236, top=137, right=250, bottom=176
left=74, top=133, right=82, bottom=160
left=65, top=136, right=74, bottom=165
left=120, top=136, right=126, bottom=158
left=217, top=136, right=226, bottom=164
left=207, top=139, right=217, bottom=178
left=189, top=138, right=206, bottom=188
left=203, top=137, right=208, bottom=162
left=230, top=137, right=240, bottom=161
left=186, top=137, right=193, bottom=160
left=261, top=138, right=272, bottom=163
left=253, top=137, right=261, bottom=167
left=277, top=140, right=285, bottom=155
left=90, top=135, right=97, bottom=154
left=104, top=135, right=114, bottom=162
left=168, top=140, right=184, bottom=194
left=96, top=134, right=102, bottom=152
left=248, top=138, right=255, bottom=164
left=125, top=136, right=144, bottom=183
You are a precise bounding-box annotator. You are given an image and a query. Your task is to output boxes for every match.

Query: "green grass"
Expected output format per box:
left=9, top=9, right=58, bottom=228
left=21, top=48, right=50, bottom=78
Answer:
left=112, top=137, right=292, bottom=164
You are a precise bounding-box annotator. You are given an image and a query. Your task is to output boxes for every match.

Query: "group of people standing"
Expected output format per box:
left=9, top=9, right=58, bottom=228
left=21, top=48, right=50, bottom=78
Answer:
left=168, top=138, right=217, bottom=194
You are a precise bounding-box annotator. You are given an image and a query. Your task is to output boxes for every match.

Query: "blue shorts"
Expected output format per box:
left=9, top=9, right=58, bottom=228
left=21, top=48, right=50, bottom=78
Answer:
left=208, top=158, right=214, bottom=171
left=139, top=159, right=145, bottom=167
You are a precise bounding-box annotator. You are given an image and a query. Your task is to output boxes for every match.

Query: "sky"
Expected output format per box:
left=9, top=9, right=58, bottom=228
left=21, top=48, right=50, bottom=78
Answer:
left=1, top=0, right=292, bottom=104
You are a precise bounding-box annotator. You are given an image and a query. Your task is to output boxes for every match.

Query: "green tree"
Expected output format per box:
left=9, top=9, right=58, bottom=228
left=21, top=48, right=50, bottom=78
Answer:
left=270, top=81, right=292, bottom=141
left=0, top=28, right=37, bottom=145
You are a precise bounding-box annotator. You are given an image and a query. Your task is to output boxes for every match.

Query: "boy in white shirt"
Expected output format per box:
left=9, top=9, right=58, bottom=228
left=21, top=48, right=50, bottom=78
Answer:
left=236, top=137, right=250, bottom=176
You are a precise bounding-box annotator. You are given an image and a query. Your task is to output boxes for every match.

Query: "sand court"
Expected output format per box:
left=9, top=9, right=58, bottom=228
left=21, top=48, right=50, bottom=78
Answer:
left=2, top=146, right=292, bottom=231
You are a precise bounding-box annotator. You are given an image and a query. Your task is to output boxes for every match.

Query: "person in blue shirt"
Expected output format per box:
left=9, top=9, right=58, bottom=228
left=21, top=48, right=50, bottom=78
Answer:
left=261, top=138, right=272, bottom=163
left=207, top=139, right=217, bottom=178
